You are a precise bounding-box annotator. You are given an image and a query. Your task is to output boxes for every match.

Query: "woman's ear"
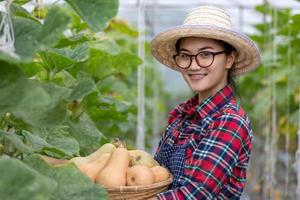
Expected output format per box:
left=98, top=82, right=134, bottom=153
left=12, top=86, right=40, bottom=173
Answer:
left=225, top=51, right=236, bottom=69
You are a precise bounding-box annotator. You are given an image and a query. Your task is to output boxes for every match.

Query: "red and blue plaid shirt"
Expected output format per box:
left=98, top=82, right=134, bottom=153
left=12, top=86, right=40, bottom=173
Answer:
left=155, top=85, right=253, bottom=200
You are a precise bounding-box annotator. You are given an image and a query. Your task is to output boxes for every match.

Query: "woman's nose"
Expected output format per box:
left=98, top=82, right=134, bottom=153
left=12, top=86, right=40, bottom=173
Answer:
left=189, top=56, right=200, bottom=70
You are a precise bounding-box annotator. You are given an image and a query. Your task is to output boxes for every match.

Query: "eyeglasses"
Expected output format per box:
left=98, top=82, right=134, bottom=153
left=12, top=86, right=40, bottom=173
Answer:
left=173, top=50, right=226, bottom=69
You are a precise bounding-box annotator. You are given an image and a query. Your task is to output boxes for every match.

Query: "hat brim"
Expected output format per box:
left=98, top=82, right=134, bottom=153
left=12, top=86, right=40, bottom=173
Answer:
left=151, top=25, right=260, bottom=76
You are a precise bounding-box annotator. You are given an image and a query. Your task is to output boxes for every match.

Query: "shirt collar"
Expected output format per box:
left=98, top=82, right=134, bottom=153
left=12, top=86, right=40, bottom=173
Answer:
left=171, top=85, right=234, bottom=120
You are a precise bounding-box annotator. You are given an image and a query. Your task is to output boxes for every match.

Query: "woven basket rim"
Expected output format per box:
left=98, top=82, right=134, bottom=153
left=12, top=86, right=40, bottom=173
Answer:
left=104, top=175, right=173, bottom=192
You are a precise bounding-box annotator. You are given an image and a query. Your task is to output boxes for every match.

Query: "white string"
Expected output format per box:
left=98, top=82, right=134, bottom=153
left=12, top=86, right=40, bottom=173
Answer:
left=263, top=3, right=272, bottom=199
left=0, top=0, right=18, bottom=58
left=270, top=7, right=278, bottom=199
left=265, top=6, right=279, bottom=200
left=284, top=11, right=291, bottom=199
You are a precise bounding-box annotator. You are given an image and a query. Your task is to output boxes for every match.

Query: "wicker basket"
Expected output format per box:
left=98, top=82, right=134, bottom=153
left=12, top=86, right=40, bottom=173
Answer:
left=105, top=176, right=173, bottom=200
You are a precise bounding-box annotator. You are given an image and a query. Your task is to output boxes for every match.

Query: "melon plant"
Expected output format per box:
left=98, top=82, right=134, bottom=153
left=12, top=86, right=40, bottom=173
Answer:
left=0, top=0, right=168, bottom=199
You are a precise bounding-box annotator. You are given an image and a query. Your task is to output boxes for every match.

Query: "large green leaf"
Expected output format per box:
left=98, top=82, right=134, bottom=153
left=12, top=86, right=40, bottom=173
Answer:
left=68, top=113, right=103, bottom=154
left=12, top=16, right=41, bottom=61
left=77, top=49, right=141, bottom=80
left=21, top=130, right=78, bottom=158
left=68, top=77, right=97, bottom=100
left=0, top=62, right=27, bottom=111
left=91, top=38, right=121, bottom=55
left=65, top=0, right=119, bottom=32
left=0, top=155, right=56, bottom=200
left=24, top=154, right=109, bottom=200
left=39, top=43, right=90, bottom=72
left=11, top=81, right=68, bottom=128
left=112, top=52, right=142, bottom=75
left=37, top=6, right=72, bottom=47
left=42, top=126, right=80, bottom=158
left=0, top=128, right=78, bottom=158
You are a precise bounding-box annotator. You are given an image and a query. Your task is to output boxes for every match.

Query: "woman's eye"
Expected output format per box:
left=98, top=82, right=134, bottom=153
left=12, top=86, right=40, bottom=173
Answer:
left=198, top=52, right=212, bottom=58
left=179, top=53, right=189, bottom=59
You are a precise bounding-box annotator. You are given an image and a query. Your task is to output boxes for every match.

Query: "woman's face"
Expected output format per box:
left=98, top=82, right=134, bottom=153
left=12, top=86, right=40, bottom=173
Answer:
left=177, top=37, right=235, bottom=101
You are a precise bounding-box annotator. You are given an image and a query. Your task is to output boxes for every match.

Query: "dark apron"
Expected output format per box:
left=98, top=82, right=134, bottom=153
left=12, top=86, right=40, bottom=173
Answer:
left=155, top=128, right=189, bottom=189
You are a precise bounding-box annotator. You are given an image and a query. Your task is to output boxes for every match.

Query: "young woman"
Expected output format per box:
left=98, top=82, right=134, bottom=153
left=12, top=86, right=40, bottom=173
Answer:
left=149, top=5, right=260, bottom=200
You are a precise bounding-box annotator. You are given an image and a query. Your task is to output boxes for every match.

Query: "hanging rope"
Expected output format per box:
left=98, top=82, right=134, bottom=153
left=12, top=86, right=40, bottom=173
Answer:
left=284, top=10, right=292, bottom=199
left=269, top=7, right=278, bottom=199
left=262, top=2, right=271, bottom=199
left=136, top=0, right=146, bottom=150
left=0, top=0, right=18, bottom=58
left=263, top=6, right=279, bottom=199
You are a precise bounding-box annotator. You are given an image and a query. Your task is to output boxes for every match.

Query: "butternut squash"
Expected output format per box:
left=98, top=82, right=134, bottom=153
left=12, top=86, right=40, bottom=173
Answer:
left=96, top=147, right=129, bottom=188
left=150, top=166, right=170, bottom=183
left=126, top=165, right=154, bottom=186
left=129, top=150, right=159, bottom=168
left=71, top=143, right=116, bottom=166
left=78, top=153, right=110, bottom=182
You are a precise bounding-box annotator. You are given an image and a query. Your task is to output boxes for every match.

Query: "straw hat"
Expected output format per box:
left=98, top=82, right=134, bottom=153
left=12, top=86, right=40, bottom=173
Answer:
left=151, top=5, right=260, bottom=76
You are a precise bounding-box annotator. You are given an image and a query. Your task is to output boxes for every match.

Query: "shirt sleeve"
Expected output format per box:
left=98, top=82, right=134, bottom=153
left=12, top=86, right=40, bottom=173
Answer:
left=157, top=113, right=252, bottom=200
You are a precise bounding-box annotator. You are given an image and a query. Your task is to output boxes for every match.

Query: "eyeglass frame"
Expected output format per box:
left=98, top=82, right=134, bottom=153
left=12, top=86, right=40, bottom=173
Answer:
left=173, top=50, right=227, bottom=69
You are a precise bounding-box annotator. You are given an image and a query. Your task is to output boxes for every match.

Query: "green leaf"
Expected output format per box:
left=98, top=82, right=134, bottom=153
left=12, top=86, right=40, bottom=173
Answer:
left=11, top=16, right=40, bottom=61
left=65, top=0, right=119, bottom=32
left=17, top=101, right=67, bottom=128
left=41, top=83, right=72, bottom=105
left=0, top=130, right=33, bottom=154
left=91, top=39, right=121, bottom=55
left=21, top=130, right=78, bottom=158
left=39, top=49, right=77, bottom=72
left=24, top=154, right=109, bottom=200
left=22, top=130, right=56, bottom=152
left=0, top=155, right=56, bottom=200
left=106, top=18, right=138, bottom=37
left=0, top=63, right=27, bottom=111
left=21, top=62, right=44, bottom=77
left=112, top=52, right=142, bottom=75
left=42, top=126, right=80, bottom=158
left=10, top=80, right=69, bottom=128
left=13, top=0, right=32, bottom=5
left=37, top=6, right=72, bottom=47
left=56, top=34, right=90, bottom=48
left=86, top=49, right=116, bottom=79
left=68, top=113, right=103, bottom=154
left=40, top=43, right=89, bottom=72
left=79, top=49, right=141, bottom=79
left=68, top=77, right=97, bottom=100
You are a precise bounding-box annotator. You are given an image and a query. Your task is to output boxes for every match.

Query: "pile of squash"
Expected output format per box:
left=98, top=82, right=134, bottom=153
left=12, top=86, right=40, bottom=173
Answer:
left=42, top=140, right=170, bottom=188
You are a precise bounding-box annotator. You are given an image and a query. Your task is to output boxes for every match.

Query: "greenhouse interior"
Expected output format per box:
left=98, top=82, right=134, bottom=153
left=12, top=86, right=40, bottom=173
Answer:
left=0, top=0, right=299, bottom=199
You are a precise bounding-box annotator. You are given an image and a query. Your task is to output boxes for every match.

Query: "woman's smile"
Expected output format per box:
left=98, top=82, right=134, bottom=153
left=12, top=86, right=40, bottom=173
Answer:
left=188, top=72, right=207, bottom=80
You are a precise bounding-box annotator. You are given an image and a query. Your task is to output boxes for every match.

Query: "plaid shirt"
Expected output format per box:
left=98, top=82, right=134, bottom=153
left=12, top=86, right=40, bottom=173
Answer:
left=155, top=85, right=253, bottom=200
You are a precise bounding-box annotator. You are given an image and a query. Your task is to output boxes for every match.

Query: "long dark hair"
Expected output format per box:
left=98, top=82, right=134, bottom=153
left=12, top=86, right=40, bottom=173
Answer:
left=175, top=38, right=239, bottom=94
